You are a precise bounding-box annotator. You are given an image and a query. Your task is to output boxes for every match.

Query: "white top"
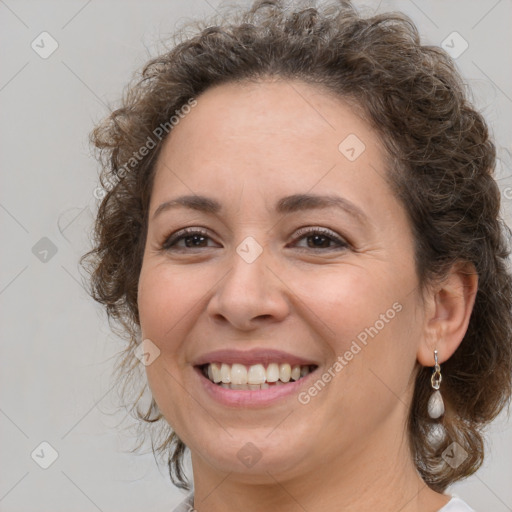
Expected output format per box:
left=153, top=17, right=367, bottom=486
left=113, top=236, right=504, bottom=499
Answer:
left=439, top=497, right=475, bottom=511
left=171, top=493, right=475, bottom=511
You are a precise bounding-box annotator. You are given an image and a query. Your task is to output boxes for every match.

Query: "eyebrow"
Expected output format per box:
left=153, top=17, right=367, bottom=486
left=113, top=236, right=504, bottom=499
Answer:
left=152, top=193, right=368, bottom=225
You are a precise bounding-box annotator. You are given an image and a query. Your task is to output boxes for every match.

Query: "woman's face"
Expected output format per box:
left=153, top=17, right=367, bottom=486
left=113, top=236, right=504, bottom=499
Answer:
left=138, top=80, right=425, bottom=482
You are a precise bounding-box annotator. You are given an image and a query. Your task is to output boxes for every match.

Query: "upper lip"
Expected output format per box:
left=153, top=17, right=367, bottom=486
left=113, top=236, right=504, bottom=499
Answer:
left=193, top=348, right=319, bottom=367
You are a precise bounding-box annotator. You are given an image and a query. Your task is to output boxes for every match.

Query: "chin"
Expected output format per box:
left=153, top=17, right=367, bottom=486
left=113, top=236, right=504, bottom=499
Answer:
left=188, top=425, right=314, bottom=479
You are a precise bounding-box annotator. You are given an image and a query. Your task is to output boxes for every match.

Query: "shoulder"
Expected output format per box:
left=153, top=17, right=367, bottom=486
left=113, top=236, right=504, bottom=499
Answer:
left=170, top=493, right=475, bottom=512
left=438, top=497, right=476, bottom=512
left=171, top=492, right=195, bottom=512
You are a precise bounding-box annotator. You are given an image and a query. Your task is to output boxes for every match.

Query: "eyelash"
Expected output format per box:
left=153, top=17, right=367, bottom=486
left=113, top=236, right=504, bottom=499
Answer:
left=161, top=226, right=349, bottom=252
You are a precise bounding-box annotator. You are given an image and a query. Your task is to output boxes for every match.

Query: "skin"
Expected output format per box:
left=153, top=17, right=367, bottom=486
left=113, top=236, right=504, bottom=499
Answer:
left=137, top=79, right=478, bottom=512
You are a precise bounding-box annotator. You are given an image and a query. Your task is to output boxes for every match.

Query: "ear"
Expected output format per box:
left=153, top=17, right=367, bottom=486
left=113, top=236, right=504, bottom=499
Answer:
left=417, top=261, right=478, bottom=366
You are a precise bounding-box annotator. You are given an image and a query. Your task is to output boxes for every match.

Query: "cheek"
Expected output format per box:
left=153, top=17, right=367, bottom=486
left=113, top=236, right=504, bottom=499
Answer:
left=138, top=261, right=212, bottom=347
left=288, top=263, right=419, bottom=393
left=137, top=261, right=210, bottom=430
left=281, top=264, right=401, bottom=348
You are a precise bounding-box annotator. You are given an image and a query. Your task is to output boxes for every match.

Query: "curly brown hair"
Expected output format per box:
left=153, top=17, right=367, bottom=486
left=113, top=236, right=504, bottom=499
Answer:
left=82, top=0, right=512, bottom=493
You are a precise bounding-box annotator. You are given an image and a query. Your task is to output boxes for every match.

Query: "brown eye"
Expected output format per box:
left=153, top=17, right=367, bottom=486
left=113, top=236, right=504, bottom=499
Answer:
left=183, top=234, right=208, bottom=247
left=162, top=228, right=220, bottom=251
left=291, top=227, right=349, bottom=251
left=307, top=234, right=332, bottom=248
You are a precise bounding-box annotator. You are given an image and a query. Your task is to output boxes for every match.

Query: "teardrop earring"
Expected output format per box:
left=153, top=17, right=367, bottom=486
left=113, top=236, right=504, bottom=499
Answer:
left=428, top=349, right=445, bottom=419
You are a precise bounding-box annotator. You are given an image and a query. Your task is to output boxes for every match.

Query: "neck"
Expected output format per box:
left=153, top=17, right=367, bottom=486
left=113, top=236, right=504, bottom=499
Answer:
left=188, top=411, right=450, bottom=512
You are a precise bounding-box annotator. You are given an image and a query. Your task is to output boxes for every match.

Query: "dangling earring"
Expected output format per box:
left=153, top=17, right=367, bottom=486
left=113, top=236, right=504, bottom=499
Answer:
left=428, top=349, right=445, bottom=419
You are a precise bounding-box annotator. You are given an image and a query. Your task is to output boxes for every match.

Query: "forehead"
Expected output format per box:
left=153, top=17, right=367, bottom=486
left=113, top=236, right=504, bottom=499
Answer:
left=152, top=79, right=386, bottom=194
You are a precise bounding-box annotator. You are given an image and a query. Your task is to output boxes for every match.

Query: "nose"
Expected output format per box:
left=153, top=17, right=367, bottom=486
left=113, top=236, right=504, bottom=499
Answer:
left=206, top=245, right=290, bottom=331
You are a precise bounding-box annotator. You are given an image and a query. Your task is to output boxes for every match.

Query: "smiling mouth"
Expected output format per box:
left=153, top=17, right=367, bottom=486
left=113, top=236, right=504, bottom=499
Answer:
left=198, top=362, right=318, bottom=390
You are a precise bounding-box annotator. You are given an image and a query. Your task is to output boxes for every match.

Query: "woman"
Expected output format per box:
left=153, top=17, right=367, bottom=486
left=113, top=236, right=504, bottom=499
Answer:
left=82, top=1, right=512, bottom=510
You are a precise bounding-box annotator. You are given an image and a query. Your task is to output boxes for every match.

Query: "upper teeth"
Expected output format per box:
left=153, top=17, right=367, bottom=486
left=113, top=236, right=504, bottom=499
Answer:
left=204, top=362, right=312, bottom=385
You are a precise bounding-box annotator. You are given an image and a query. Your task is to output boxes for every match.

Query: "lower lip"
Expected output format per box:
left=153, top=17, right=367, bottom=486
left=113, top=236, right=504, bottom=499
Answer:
left=194, top=366, right=318, bottom=408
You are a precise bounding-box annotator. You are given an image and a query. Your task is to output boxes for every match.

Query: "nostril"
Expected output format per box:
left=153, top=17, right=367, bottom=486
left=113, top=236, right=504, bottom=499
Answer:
left=255, top=314, right=272, bottom=321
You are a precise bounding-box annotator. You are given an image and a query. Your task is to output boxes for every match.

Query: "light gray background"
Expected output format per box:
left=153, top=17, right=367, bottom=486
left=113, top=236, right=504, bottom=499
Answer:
left=1, top=1, right=511, bottom=511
